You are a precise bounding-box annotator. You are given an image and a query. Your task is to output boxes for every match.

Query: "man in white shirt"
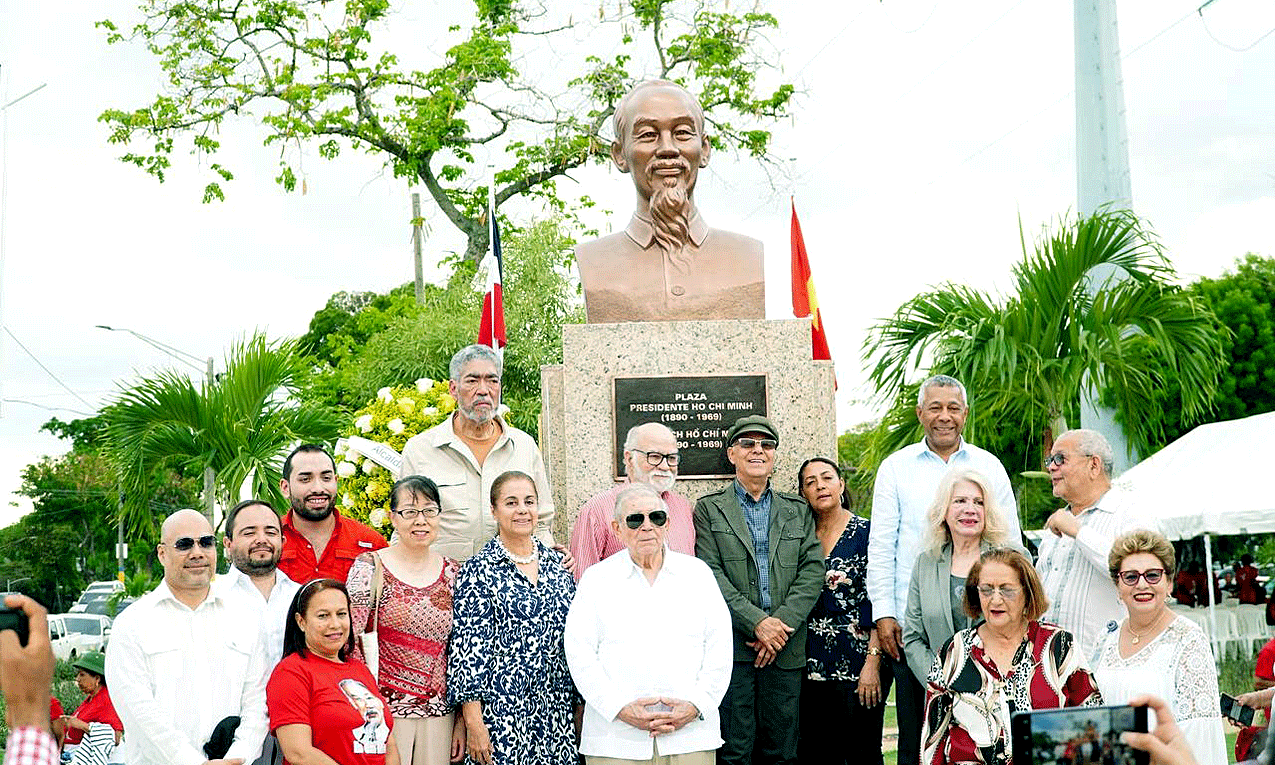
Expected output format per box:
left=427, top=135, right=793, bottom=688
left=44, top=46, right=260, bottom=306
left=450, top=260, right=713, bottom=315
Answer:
left=866, top=375, right=1021, bottom=765
left=216, top=499, right=300, bottom=666
left=106, top=508, right=269, bottom=765
left=1038, top=428, right=1146, bottom=659
left=566, top=484, right=732, bottom=765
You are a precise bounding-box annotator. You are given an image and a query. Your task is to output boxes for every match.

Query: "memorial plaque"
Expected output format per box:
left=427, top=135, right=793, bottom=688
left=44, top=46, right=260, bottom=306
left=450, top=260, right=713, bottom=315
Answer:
left=613, top=375, right=768, bottom=478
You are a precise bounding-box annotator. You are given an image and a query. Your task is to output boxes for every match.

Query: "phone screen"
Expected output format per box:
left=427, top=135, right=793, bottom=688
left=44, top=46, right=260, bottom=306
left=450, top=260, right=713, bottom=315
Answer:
left=1010, top=704, right=1149, bottom=765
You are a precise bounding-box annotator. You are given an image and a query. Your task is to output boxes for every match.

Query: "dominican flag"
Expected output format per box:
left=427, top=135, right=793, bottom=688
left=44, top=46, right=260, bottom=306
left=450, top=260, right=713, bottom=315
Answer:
left=790, top=200, right=835, bottom=384
left=477, top=197, right=506, bottom=350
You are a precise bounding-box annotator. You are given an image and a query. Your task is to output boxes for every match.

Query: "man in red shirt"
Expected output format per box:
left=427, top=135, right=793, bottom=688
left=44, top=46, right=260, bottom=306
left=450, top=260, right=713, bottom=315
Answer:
left=278, top=444, right=386, bottom=583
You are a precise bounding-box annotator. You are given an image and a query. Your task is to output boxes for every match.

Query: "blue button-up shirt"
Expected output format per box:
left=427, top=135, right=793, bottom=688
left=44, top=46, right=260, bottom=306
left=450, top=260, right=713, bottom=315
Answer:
left=735, top=480, right=773, bottom=610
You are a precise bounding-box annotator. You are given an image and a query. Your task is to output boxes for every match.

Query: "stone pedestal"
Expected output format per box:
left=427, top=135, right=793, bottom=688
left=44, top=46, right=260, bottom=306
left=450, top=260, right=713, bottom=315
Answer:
left=540, top=319, right=836, bottom=540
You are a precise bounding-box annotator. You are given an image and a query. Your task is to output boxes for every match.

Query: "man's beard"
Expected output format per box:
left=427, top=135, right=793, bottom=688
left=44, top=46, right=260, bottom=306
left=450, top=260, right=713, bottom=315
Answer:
left=231, top=545, right=281, bottom=576
left=649, top=173, right=693, bottom=273
left=291, top=492, right=335, bottom=522
left=633, top=464, right=677, bottom=492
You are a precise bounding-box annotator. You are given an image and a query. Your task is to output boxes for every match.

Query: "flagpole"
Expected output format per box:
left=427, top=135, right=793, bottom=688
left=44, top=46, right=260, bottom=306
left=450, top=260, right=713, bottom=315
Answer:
left=488, top=172, right=502, bottom=359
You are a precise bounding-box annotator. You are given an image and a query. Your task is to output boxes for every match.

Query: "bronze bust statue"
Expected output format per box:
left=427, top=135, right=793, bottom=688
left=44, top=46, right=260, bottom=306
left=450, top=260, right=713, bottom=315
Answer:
left=576, top=80, right=765, bottom=323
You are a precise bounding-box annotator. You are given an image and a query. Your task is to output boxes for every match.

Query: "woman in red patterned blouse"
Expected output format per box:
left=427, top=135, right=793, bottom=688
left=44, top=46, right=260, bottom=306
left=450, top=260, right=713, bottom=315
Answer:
left=922, top=548, right=1102, bottom=765
left=348, top=475, right=462, bottom=765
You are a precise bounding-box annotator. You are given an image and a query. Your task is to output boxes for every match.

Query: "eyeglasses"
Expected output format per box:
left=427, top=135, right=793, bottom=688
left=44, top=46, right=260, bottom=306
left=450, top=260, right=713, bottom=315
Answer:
left=631, top=449, right=680, bottom=467
left=733, top=437, right=777, bottom=451
left=1117, top=568, right=1165, bottom=586
left=1043, top=452, right=1068, bottom=469
left=392, top=504, right=441, bottom=521
left=172, top=535, right=217, bottom=551
left=976, top=584, right=1022, bottom=600
left=624, top=510, right=669, bottom=529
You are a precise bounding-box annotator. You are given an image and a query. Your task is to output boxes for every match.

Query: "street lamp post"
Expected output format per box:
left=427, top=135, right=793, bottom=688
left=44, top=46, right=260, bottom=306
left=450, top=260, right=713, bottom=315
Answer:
left=6, top=576, right=31, bottom=591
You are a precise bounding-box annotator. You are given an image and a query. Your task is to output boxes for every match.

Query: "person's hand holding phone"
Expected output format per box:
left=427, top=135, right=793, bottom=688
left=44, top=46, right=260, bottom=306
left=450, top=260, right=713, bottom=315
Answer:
left=0, top=593, right=54, bottom=731
left=1122, top=694, right=1199, bottom=765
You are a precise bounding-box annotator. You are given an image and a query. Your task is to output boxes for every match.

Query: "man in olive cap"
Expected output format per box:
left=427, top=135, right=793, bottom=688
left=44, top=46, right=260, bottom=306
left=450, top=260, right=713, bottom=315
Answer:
left=693, top=415, right=823, bottom=765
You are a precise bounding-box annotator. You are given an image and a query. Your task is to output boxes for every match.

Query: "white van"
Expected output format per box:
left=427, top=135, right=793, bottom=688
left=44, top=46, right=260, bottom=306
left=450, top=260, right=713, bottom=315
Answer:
left=48, top=614, right=101, bottom=661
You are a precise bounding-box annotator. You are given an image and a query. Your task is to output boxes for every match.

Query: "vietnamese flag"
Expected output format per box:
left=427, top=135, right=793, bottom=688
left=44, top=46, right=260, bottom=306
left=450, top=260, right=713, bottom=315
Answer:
left=790, top=201, right=835, bottom=383
left=477, top=203, right=506, bottom=350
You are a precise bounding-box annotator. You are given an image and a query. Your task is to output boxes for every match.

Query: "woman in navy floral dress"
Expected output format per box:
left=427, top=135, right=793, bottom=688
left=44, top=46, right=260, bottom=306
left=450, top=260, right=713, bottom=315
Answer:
left=796, top=457, right=890, bottom=765
left=447, top=470, right=577, bottom=765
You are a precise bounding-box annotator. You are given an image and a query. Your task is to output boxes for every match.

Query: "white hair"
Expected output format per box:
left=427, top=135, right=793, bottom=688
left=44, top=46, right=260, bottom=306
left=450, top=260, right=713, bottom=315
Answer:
left=1056, top=428, right=1114, bottom=477
left=612, top=483, right=667, bottom=521
left=916, top=374, right=968, bottom=407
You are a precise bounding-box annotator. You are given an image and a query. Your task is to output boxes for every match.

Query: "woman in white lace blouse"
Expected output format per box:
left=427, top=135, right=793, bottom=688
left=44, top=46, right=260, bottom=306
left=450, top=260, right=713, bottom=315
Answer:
left=1092, top=529, right=1227, bottom=765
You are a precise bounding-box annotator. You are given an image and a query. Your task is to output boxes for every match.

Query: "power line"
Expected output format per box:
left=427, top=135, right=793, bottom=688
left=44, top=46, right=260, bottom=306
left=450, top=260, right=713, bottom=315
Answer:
left=1197, top=12, right=1275, bottom=52
left=1, top=399, right=93, bottom=416
left=2, top=327, right=96, bottom=410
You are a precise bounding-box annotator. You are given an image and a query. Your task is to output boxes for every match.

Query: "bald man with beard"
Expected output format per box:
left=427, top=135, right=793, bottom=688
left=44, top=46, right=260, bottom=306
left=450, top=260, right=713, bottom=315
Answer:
left=576, top=79, right=764, bottom=323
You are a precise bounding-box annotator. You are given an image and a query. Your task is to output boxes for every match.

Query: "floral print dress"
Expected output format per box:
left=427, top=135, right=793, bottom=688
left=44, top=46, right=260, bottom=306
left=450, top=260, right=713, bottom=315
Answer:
left=806, top=514, right=874, bottom=682
left=447, top=537, right=577, bottom=765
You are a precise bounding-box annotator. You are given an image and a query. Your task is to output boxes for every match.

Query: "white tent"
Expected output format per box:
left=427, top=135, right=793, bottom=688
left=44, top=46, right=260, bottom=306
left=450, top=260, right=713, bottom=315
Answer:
left=1115, top=410, right=1275, bottom=660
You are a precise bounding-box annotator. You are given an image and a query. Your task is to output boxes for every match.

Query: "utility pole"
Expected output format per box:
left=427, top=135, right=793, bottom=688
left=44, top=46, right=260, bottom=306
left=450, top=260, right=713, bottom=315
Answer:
left=1075, top=0, right=1135, bottom=473
left=204, top=355, right=216, bottom=525
left=411, top=193, right=425, bottom=305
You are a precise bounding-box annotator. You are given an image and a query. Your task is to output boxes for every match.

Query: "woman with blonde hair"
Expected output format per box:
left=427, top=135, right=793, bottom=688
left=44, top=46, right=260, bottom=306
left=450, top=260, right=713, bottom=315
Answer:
left=903, top=468, right=1013, bottom=679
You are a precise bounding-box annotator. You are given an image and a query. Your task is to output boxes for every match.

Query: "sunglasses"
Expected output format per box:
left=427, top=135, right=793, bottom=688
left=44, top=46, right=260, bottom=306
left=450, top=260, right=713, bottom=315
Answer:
left=172, top=535, right=217, bottom=551
left=976, top=584, right=1022, bottom=600
left=624, top=510, right=669, bottom=529
left=1117, top=568, right=1165, bottom=586
left=733, top=437, right=777, bottom=451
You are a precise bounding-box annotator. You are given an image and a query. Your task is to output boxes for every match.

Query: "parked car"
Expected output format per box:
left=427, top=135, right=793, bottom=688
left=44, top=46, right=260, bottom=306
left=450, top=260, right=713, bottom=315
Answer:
left=60, top=613, right=112, bottom=652
left=48, top=614, right=103, bottom=661
left=69, top=581, right=124, bottom=613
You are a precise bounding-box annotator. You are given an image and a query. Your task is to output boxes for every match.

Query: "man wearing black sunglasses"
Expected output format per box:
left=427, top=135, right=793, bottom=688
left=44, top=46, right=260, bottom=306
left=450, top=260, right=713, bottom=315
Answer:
left=106, top=509, right=269, bottom=765
left=693, top=415, right=823, bottom=765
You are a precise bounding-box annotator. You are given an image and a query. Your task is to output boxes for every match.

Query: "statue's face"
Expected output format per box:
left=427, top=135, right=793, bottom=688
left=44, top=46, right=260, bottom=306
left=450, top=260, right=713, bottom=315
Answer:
left=612, top=85, right=709, bottom=203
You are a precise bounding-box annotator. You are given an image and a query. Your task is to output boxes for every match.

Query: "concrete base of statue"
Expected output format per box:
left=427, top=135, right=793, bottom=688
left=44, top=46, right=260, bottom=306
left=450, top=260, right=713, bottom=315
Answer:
left=539, top=318, right=836, bottom=540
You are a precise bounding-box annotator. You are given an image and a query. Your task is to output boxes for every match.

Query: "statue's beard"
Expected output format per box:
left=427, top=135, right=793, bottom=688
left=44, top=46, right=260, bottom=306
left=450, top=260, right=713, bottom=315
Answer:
left=648, top=172, right=693, bottom=273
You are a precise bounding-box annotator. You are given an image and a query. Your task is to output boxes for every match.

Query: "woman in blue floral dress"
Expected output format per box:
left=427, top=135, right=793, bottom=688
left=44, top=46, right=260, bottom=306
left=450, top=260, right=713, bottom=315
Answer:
left=447, top=470, right=577, bottom=765
left=796, top=457, right=890, bottom=765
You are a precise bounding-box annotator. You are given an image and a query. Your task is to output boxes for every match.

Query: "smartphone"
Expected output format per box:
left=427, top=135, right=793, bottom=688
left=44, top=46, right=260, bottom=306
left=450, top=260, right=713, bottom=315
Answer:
left=1221, top=693, right=1257, bottom=726
left=0, top=606, right=29, bottom=647
left=1010, top=704, right=1149, bottom=765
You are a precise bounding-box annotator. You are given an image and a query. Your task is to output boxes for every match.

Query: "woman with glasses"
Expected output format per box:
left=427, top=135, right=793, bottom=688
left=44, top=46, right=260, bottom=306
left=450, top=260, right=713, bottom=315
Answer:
left=795, top=457, right=890, bottom=765
left=1091, top=529, right=1226, bottom=765
left=448, top=470, right=577, bottom=765
left=348, top=475, right=462, bottom=765
left=904, top=470, right=1014, bottom=697
left=923, top=547, right=1101, bottom=765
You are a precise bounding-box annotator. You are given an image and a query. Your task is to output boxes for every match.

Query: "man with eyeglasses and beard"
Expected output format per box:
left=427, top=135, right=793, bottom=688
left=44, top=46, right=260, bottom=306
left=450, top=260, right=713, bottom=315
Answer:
left=106, top=508, right=269, bottom=765
left=575, top=79, right=765, bottom=323
left=277, top=444, right=387, bottom=584
left=693, top=415, right=823, bottom=765
left=569, top=422, right=695, bottom=580
left=566, top=483, right=732, bottom=765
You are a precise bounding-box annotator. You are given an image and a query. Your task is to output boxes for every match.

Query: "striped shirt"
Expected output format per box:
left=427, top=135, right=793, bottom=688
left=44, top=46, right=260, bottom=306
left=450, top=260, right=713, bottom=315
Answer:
left=735, top=481, right=774, bottom=610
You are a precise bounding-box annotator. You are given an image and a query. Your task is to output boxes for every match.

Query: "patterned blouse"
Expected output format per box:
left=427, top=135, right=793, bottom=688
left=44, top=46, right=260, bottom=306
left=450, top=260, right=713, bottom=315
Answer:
left=806, top=514, right=874, bottom=682
left=348, top=552, right=459, bottom=718
left=923, top=620, right=1102, bottom=765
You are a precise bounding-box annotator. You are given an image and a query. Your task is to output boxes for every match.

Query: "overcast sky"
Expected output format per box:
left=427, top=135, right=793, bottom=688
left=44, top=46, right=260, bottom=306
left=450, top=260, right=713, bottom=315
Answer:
left=1, top=0, right=1272, bottom=527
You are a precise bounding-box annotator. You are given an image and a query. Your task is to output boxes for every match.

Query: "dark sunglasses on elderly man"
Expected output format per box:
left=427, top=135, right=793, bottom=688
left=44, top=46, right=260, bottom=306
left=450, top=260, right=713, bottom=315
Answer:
left=172, top=535, right=217, bottom=551
left=624, top=510, right=669, bottom=529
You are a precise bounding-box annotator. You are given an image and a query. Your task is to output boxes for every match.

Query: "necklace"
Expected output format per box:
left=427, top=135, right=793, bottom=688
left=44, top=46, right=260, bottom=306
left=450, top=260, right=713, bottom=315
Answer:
left=497, top=536, right=538, bottom=565
left=1127, top=609, right=1168, bottom=645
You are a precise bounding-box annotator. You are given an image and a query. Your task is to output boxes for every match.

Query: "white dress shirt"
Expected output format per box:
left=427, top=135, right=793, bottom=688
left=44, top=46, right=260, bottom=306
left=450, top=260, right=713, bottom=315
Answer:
left=867, top=438, right=1020, bottom=624
left=1037, top=485, right=1150, bottom=661
left=212, top=565, right=300, bottom=668
left=105, top=580, right=269, bottom=765
left=565, top=548, right=732, bottom=759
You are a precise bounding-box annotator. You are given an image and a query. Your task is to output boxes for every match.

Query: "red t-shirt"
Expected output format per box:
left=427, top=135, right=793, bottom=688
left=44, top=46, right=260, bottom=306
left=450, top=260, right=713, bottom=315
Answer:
left=63, top=686, right=124, bottom=746
left=268, top=651, right=394, bottom=765
left=279, top=510, right=387, bottom=584
left=49, top=698, right=63, bottom=722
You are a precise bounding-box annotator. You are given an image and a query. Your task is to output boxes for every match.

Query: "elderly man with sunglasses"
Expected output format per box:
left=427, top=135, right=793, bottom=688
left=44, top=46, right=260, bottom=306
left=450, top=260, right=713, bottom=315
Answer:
left=693, top=415, right=823, bottom=765
left=569, top=422, right=696, bottom=581
left=106, top=508, right=269, bottom=765
left=566, top=483, right=732, bottom=765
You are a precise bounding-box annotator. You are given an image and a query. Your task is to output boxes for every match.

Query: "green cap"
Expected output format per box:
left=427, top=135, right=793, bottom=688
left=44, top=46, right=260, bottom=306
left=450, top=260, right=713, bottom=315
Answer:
left=72, top=651, right=106, bottom=678
left=725, top=415, right=778, bottom=446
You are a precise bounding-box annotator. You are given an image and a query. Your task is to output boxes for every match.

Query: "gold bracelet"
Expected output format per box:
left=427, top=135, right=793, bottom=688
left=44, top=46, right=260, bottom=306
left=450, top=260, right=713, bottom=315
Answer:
left=866, top=647, right=883, bottom=656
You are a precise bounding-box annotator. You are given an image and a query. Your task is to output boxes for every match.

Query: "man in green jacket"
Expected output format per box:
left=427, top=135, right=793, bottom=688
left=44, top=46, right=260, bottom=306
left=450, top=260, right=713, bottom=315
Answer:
left=693, top=414, right=824, bottom=765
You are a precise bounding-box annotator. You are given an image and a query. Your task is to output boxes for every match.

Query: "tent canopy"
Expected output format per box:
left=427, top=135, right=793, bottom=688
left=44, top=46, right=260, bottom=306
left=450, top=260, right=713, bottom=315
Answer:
left=1115, top=410, right=1275, bottom=541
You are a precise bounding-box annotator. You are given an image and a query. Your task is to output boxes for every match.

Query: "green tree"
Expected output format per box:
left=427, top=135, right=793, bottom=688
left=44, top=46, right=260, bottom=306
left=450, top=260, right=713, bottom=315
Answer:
left=97, top=0, right=794, bottom=262
left=101, top=334, right=342, bottom=535
left=862, top=209, right=1227, bottom=465
left=302, top=218, right=584, bottom=437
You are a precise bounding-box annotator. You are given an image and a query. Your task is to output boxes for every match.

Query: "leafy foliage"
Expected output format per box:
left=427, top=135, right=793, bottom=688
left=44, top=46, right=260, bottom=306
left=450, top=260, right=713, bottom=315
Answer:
left=862, top=209, right=1227, bottom=464
left=100, top=334, right=342, bottom=536
left=98, top=0, right=794, bottom=261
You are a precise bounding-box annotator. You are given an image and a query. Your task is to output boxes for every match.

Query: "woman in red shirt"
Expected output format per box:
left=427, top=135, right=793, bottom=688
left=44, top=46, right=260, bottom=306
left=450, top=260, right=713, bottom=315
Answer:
left=268, top=578, right=401, bottom=765
left=60, top=651, right=123, bottom=756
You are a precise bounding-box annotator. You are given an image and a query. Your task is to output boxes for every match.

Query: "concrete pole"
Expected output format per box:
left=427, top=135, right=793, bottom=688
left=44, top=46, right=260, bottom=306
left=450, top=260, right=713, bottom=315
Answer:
left=412, top=193, right=424, bottom=305
left=1075, top=0, right=1135, bottom=473
left=204, top=355, right=216, bottom=526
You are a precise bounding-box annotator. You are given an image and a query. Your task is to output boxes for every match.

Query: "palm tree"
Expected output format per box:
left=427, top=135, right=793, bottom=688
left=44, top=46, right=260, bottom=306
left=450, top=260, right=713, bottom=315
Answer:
left=862, top=208, right=1226, bottom=464
left=103, top=334, right=341, bottom=536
